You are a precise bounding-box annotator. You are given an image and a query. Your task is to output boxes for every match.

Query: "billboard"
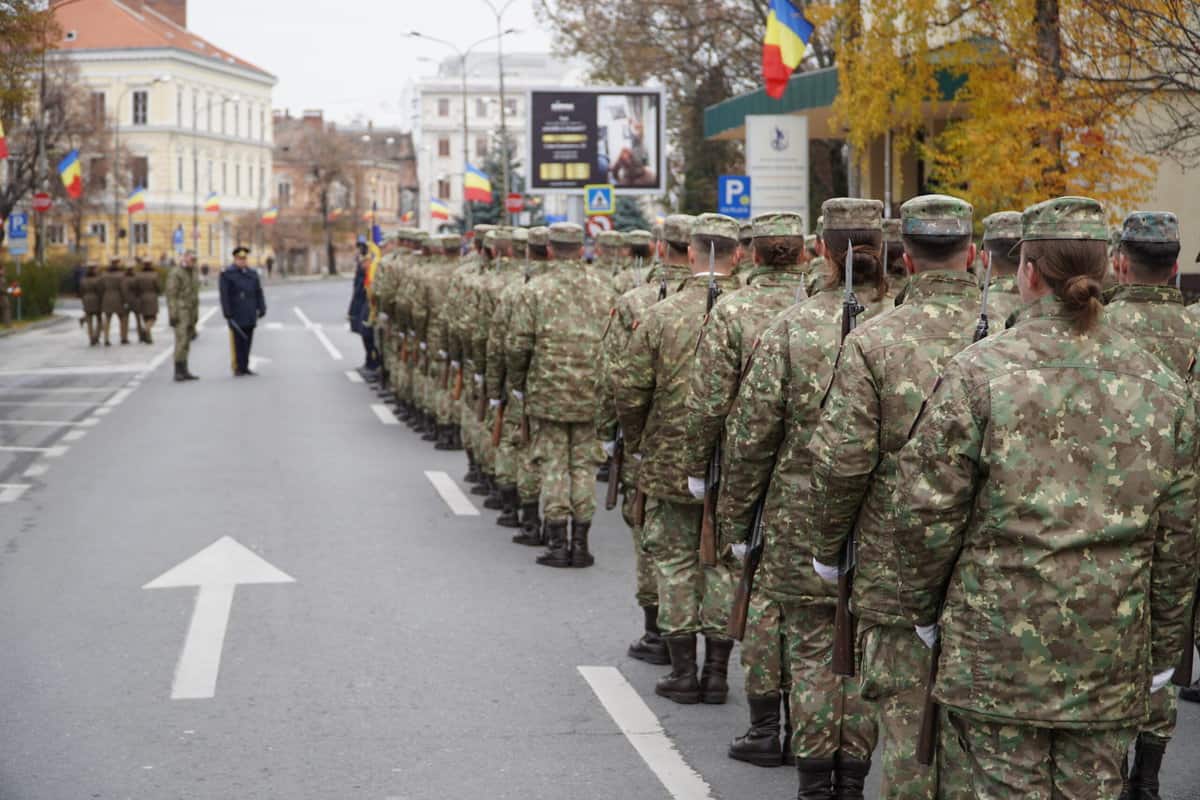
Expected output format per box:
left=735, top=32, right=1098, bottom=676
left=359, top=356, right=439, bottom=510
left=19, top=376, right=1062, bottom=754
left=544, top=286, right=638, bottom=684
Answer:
left=527, top=87, right=666, bottom=195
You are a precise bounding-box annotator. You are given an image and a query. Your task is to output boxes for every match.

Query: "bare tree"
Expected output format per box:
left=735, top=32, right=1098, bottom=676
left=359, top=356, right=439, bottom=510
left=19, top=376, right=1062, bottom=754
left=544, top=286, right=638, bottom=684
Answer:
left=296, top=125, right=354, bottom=275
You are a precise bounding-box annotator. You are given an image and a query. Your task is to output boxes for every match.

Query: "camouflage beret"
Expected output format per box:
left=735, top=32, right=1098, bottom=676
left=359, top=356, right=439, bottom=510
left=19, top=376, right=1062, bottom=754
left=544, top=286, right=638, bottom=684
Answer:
left=900, top=194, right=973, bottom=236
left=511, top=227, right=529, bottom=243
left=982, top=211, right=1022, bottom=242
left=596, top=230, right=624, bottom=247
left=882, top=218, right=903, bottom=243
left=752, top=211, right=805, bottom=238
left=739, top=222, right=754, bottom=241
left=527, top=226, right=550, bottom=246
left=663, top=214, right=696, bottom=246
left=1121, top=211, right=1179, bottom=243
left=822, top=198, right=883, bottom=232
left=548, top=222, right=584, bottom=245
left=815, top=215, right=824, bottom=237
left=438, top=234, right=462, bottom=249
left=692, top=213, right=741, bottom=241
left=627, top=229, right=652, bottom=246
left=1020, top=196, right=1107, bottom=242
left=473, top=224, right=497, bottom=236
left=492, top=227, right=513, bottom=243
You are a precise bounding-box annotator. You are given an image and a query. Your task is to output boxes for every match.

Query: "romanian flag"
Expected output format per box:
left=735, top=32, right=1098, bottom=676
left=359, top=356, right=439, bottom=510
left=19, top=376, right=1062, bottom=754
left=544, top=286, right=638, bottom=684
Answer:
left=0, top=118, right=8, bottom=160
left=126, top=187, right=146, bottom=214
left=328, top=207, right=343, bottom=222
left=464, top=163, right=492, bottom=203
left=261, top=207, right=279, bottom=225
left=763, top=0, right=814, bottom=99
left=400, top=210, right=413, bottom=223
left=204, top=192, right=220, bottom=213
left=57, top=149, right=83, bottom=199
left=430, top=199, right=450, bottom=221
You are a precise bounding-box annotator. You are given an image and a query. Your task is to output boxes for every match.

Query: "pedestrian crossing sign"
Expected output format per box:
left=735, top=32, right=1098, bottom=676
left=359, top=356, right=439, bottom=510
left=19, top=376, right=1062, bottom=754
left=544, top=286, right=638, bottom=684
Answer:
left=584, top=184, right=614, bottom=216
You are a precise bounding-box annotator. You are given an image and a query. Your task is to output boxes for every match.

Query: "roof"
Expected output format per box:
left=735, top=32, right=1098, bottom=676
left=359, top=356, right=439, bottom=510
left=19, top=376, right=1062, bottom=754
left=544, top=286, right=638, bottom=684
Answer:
left=53, top=0, right=273, bottom=79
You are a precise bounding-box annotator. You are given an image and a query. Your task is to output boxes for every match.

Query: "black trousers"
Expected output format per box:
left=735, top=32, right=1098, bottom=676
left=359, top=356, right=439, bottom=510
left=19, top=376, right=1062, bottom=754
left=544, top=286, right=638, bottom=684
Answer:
left=361, top=326, right=379, bottom=369
left=228, top=323, right=255, bottom=374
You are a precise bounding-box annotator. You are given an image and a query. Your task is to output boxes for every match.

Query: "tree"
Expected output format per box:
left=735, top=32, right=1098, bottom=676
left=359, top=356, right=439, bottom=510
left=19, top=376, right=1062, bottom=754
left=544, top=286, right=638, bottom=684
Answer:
left=612, top=196, right=649, bottom=231
left=295, top=124, right=354, bottom=275
left=465, top=132, right=545, bottom=229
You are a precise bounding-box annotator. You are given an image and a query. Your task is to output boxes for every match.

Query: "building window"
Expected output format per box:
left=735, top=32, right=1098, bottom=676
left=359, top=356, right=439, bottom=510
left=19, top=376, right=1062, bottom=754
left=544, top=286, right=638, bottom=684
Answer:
left=90, top=222, right=107, bottom=244
left=220, top=103, right=226, bottom=135
left=91, top=91, right=106, bottom=125
left=246, top=104, right=252, bottom=139
left=475, top=98, right=487, bottom=117
left=206, top=93, right=212, bottom=131
left=176, top=86, right=182, bottom=126
left=235, top=164, right=241, bottom=196
left=278, top=181, right=291, bottom=208
left=221, top=162, right=227, bottom=193
left=475, top=135, right=488, bottom=158
left=191, top=89, right=197, bottom=128
left=437, top=179, right=450, bottom=200
left=233, top=103, right=240, bottom=137
left=132, top=90, right=148, bottom=125
left=207, top=160, right=214, bottom=192
left=437, top=98, right=450, bottom=117
left=47, top=224, right=65, bottom=245
left=129, top=156, right=149, bottom=190
left=89, top=156, right=108, bottom=190
left=248, top=165, right=254, bottom=199
left=437, top=137, right=450, bottom=157
left=207, top=224, right=215, bottom=257
left=504, top=98, right=517, bottom=117
left=260, top=109, right=266, bottom=141
left=133, top=222, right=149, bottom=245
left=177, top=154, right=184, bottom=191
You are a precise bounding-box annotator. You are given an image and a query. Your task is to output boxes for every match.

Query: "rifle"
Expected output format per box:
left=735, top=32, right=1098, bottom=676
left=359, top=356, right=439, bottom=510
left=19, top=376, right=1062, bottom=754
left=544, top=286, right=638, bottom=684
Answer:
left=520, top=409, right=530, bottom=446
left=399, top=333, right=408, bottom=364
left=728, top=490, right=768, bottom=640
left=605, top=430, right=624, bottom=511
left=452, top=365, right=464, bottom=400
left=631, top=488, right=646, bottom=527
left=916, top=634, right=943, bottom=766
left=832, top=240, right=866, bottom=678
left=476, top=376, right=488, bottom=422
left=1173, top=580, right=1200, bottom=687
left=699, top=243, right=724, bottom=568
left=491, top=391, right=507, bottom=448
left=973, top=249, right=993, bottom=343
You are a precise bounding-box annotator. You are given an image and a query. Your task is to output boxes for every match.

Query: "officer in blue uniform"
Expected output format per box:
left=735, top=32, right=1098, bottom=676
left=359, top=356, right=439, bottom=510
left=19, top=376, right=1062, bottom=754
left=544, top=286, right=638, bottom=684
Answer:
left=218, top=246, right=266, bottom=376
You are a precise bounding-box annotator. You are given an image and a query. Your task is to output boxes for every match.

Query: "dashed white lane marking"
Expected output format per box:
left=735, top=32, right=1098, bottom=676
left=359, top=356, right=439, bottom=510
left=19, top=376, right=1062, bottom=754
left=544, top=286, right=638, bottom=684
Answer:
left=424, top=470, right=480, bottom=516
left=264, top=321, right=284, bottom=330
left=93, top=407, right=112, bottom=416
left=194, top=306, right=221, bottom=333
left=292, top=306, right=344, bottom=361
left=370, top=403, right=399, bottom=425
left=103, top=388, right=133, bottom=407
left=578, top=666, right=714, bottom=800
left=345, top=370, right=364, bottom=384
left=0, top=484, right=31, bottom=503
left=23, top=462, right=49, bottom=478
left=0, top=387, right=117, bottom=394
left=0, top=445, right=68, bottom=458
left=61, top=429, right=87, bottom=442
left=0, top=400, right=98, bottom=407
left=0, top=419, right=96, bottom=428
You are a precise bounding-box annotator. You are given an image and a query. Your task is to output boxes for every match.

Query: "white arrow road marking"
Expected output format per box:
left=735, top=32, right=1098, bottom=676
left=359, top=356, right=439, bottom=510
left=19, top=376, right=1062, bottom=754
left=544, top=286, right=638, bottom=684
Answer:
left=292, top=306, right=343, bottom=361
left=578, top=666, right=714, bottom=800
left=424, top=470, right=480, bottom=516
left=345, top=370, right=364, bottom=384
left=0, top=484, right=31, bottom=504
left=143, top=536, right=295, bottom=700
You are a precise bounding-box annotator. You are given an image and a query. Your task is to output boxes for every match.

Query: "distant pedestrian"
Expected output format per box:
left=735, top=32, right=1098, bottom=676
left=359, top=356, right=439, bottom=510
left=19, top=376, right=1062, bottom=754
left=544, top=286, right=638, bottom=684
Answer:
left=219, top=245, right=266, bottom=377
left=120, top=265, right=139, bottom=344
left=79, top=265, right=102, bottom=346
left=348, top=242, right=379, bottom=374
left=135, top=260, right=161, bottom=344
left=266, top=256, right=275, bottom=279
left=98, top=260, right=125, bottom=346
left=166, top=250, right=200, bottom=382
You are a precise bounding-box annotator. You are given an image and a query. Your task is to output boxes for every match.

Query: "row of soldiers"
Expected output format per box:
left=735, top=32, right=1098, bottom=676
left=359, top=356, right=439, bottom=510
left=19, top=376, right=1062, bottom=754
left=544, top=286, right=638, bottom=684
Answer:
left=78, top=260, right=162, bottom=347
left=363, top=195, right=1200, bottom=800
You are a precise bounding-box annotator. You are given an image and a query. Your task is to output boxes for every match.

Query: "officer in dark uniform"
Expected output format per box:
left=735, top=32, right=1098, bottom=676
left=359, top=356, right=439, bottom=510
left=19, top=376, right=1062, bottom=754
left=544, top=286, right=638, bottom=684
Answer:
left=218, top=245, right=266, bottom=376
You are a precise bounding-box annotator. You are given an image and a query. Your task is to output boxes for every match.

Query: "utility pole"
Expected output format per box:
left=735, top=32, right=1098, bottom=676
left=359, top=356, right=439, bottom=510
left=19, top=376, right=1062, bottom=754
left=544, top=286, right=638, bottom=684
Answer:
left=484, top=0, right=518, bottom=226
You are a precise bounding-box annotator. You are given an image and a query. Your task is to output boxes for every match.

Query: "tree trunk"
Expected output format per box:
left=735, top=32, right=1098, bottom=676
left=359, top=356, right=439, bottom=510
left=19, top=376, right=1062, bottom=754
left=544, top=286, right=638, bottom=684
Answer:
left=1035, top=0, right=1066, bottom=191
left=320, top=188, right=336, bottom=276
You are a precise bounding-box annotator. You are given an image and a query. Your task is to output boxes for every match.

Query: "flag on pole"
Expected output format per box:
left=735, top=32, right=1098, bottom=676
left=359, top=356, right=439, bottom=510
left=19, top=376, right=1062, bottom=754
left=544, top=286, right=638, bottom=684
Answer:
left=57, top=149, right=83, bottom=199
left=126, top=187, right=146, bottom=214
left=261, top=207, right=279, bottom=224
left=762, top=0, right=814, bottom=99
left=328, top=207, right=343, bottom=222
left=430, top=199, right=450, bottom=221
left=400, top=210, right=414, bottom=223
left=0, top=118, right=9, bottom=160
left=464, top=163, right=492, bottom=203
left=204, top=192, right=220, bottom=213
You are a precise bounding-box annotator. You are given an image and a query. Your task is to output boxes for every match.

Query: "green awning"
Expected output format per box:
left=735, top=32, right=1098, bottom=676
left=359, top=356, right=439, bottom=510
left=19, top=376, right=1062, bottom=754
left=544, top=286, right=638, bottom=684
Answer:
left=705, top=68, right=839, bottom=141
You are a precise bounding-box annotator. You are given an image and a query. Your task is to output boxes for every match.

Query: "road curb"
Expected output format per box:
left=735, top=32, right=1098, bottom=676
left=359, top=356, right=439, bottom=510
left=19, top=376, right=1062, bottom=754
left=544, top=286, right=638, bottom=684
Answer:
left=0, top=313, right=73, bottom=338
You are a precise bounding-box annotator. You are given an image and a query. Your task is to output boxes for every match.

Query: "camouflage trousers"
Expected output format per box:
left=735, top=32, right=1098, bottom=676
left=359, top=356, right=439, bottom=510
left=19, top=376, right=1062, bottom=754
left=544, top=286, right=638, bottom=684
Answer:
left=172, top=319, right=193, bottom=362
left=512, top=400, right=542, bottom=504
left=493, top=400, right=520, bottom=486
left=781, top=602, right=877, bottom=761
left=1139, top=679, right=1177, bottom=743
left=860, top=623, right=970, bottom=800
left=642, top=497, right=735, bottom=638
left=741, top=593, right=790, bottom=697
left=620, top=470, right=657, bottom=608
left=948, top=712, right=1132, bottom=800
left=530, top=418, right=601, bottom=522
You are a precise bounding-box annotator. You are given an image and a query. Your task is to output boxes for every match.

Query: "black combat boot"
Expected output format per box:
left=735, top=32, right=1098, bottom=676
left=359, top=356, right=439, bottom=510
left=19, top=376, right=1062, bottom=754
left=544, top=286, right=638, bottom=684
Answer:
left=420, top=413, right=438, bottom=441
left=451, top=425, right=464, bottom=450
left=1124, top=734, right=1166, bottom=800
left=834, top=755, right=870, bottom=800
left=568, top=519, right=594, bottom=567
left=535, top=520, right=570, bottom=566
left=471, top=473, right=492, bottom=497
left=655, top=635, right=701, bottom=704
left=434, top=425, right=456, bottom=450
left=173, top=361, right=187, bottom=382
left=464, top=452, right=481, bottom=484
left=405, top=407, right=421, bottom=429
left=628, top=605, right=670, bottom=665
left=1181, top=681, right=1200, bottom=703
left=729, top=693, right=784, bottom=766
left=512, top=502, right=542, bottom=545
left=495, top=486, right=520, bottom=527
left=182, top=360, right=198, bottom=380
left=483, top=479, right=504, bottom=510
left=795, top=758, right=836, bottom=800
left=700, top=636, right=734, bottom=704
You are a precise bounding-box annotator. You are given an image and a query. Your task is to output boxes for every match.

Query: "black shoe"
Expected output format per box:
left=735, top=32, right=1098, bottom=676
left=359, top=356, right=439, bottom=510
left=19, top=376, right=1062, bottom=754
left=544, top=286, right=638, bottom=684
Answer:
left=464, top=453, right=482, bottom=484
left=434, top=425, right=456, bottom=450
left=535, top=521, right=570, bottom=566
left=628, top=605, right=671, bottom=665
left=470, top=475, right=493, bottom=497
left=496, top=486, right=521, bottom=528
left=700, top=636, right=733, bottom=704
left=568, top=520, right=595, bottom=568
left=173, top=361, right=187, bottom=383
left=655, top=635, right=701, bottom=704
left=512, top=502, right=543, bottom=545
left=483, top=481, right=504, bottom=510
left=182, top=360, right=199, bottom=380
left=729, top=693, right=784, bottom=767
left=243, top=368, right=257, bottom=376
left=1181, top=682, right=1200, bottom=703
left=795, top=758, right=836, bottom=799
left=1124, top=734, right=1166, bottom=800
left=834, top=755, right=870, bottom=800
left=596, top=462, right=611, bottom=483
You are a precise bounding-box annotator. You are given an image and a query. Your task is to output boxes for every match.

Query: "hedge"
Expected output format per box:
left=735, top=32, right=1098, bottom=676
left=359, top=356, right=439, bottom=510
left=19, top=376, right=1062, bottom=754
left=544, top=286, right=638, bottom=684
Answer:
left=1, top=255, right=81, bottom=320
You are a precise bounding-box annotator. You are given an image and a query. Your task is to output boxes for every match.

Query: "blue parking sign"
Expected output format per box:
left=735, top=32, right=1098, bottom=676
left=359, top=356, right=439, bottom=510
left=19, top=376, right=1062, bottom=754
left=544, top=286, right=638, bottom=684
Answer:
left=718, top=176, right=751, bottom=220
left=6, top=212, right=29, bottom=256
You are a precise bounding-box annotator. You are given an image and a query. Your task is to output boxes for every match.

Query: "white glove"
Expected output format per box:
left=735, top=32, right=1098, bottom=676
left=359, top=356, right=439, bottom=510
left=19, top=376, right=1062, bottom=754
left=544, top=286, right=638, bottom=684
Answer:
left=512, top=390, right=524, bottom=401
left=419, top=342, right=428, bottom=351
left=602, top=440, right=617, bottom=458
left=1151, top=668, right=1175, bottom=693
left=633, top=453, right=643, bottom=461
left=916, top=623, right=939, bottom=650
left=687, top=476, right=706, bottom=499
left=489, top=399, right=501, bottom=409
left=812, top=557, right=841, bottom=583
left=448, top=358, right=458, bottom=367
left=731, top=543, right=748, bottom=561
left=473, top=373, right=483, bottom=384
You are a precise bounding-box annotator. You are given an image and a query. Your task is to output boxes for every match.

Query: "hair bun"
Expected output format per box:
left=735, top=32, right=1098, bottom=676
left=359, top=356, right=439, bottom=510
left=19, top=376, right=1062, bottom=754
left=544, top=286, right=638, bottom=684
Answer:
left=1062, top=274, right=1101, bottom=309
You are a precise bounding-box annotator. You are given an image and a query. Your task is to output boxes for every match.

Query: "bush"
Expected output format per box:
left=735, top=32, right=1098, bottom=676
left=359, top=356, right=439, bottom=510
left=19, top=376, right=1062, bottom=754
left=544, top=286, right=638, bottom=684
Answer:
left=1, top=255, right=80, bottom=319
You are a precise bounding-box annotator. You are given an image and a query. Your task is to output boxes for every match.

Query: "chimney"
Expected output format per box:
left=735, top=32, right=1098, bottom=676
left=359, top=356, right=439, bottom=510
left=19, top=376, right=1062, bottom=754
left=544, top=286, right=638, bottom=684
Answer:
left=301, top=109, right=324, bottom=131
left=145, top=0, right=187, bottom=28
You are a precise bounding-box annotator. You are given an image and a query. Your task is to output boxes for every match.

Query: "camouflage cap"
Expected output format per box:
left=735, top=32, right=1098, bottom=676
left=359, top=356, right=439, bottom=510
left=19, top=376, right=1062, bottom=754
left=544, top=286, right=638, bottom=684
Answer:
left=527, top=226, right=550, bottom=246
left=1020, top=196, right=1107, bottom=242
left=804, top=233, right=817, bottom=249
left=900, top=194, right=973, bottom=236
left=652, top=223, right=664, bottom=242
left=815, top=215, right=824, bottom=237
left=692, top=213, right=741, bottom=241
left=739, top=222, right=754, bottom=241
left=882, top=217, right=903, bottom=243
left=492, top=226, right=513, bottom=243
left=548, top=222, right=584, bottom=245
left=1121, top=211, right=1180, bottom=243
left=663, top=214, right=696, bottom=246
left=752, top=211, right=806, bottom=238
left=511, top=227, right=529, bottom=243
left=596, top=230, right=624, bottom=248
left=982, top=211, right=1022, bottom=242
left=1109, top=225, right=1123, bottom=250
left=627, top=229, right=652, bottom=246
left=438, top=233, right=462, bottom=249
left=821, top=198, right=883, bottom=232
left=473, top=223, right=496, bottom=237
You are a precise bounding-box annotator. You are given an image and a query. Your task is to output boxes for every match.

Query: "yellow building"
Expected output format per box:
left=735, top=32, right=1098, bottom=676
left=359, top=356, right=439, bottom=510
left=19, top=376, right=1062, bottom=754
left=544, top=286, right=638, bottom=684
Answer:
left=48, top=0, right=276, bottom=267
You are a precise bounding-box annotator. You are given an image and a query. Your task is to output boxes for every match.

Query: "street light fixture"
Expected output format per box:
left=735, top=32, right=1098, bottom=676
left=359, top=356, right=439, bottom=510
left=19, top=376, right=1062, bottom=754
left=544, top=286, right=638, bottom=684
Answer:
left=482, top=0, right=520, bottom=225
left=112, top=74, right=171, bottom=258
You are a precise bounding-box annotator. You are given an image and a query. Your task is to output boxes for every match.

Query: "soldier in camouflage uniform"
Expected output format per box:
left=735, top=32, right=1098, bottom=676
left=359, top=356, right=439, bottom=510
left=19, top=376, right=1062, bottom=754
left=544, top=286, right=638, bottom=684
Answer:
left=597, top=215, right=696, bottom=667
left=734, top=222, right=755, bottom=286
left=615, top=213, right=743, bottom=705
left=881, top=218, right=907, bottom=299
left=891, top=196, right=1199, bottom=800
left=808, top=195, right=982, bottom=800
left=507, top=222, right=610, bottom=568
left=804, top=216, right=827, bottom=297
left=448, top=225, right=493, bottom=469
left=596, top=229, right=626, bottom=283
left=612, top=229, right=654, bottom=296
left=165, top=250, right=200, bottom=382
left=1105, top=210, right=1200, bottom=800
left=979, top=211, right=1024, bottom=329
left=422, top=234, right=463, bottom=446
left=720, top=201, right=894, bottom=782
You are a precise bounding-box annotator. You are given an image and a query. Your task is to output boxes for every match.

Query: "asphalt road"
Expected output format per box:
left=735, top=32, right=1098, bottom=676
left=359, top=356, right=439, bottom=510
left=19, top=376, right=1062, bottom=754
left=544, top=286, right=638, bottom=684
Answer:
left=0, top=277, right=1197, bottom=800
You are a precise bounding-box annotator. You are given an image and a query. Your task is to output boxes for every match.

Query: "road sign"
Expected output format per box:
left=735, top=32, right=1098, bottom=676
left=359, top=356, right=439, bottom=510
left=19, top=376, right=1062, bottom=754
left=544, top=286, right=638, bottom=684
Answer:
left=6, top=211, right=29, bottom=256
left=32, top=192, right=52, bottom=213
left=505, top=193, right=524, bottom=214
left=718, top=176, right=752, bottom=220
left=586, top=215, right=613, bottom=239
left=173, top=226, right=185, bottom=254
left=584, top=183, right=614, bottom=216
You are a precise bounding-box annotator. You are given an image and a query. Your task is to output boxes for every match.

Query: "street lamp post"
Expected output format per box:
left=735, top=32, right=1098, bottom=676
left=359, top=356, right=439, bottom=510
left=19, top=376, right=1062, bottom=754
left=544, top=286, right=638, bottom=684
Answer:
left=483, top=0, right=518, bottom=226
left=112, top=74, right=170, bottom=258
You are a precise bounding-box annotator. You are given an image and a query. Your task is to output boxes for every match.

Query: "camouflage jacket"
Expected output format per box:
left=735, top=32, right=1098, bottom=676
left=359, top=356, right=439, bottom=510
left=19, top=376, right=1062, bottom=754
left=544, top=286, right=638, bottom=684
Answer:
left=486, top=260, right=555, bottom=402
left=616, top=273, right=741, bottom=502
left=804, top=256, right=826, bottom=297
left=721, top=286, right=894, bottom=602
left=986, top=274, right=1023, bottom=330
left=164, top=266, right=199, bottom=323
left=808, top=270, right=983, bottom=627
left=507, top=261, right=612, bottom=422
left=1104, top=284, right=1200, bottom=377
left=680, top=265, right=811, bottom=478
left=892, top=294, right=1199, bottom=728
left=80, top=274, right=102, bottom=314
left=471, top=258, right=521, bottom=381
left=422, top=258, right=457, bottom=371
left=444, top=254, right=484, bottom=365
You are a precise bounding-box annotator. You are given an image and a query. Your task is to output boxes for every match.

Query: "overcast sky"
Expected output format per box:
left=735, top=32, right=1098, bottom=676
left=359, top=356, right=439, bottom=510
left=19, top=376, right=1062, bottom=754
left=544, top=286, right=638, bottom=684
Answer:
left=189, top=0, right=556, bottom=128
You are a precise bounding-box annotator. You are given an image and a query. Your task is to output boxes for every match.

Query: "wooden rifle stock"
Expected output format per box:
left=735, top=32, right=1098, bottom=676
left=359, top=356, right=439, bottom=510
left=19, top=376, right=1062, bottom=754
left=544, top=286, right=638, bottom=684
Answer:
left=452, top=366, right=464, bottom=401
left=490, top=400, right=506, bottom=448
left=916, top=639, right=942, bottom=766
left=728, top=499, right=766, bottom=641
left=604, top=438, right=624, bottom=511
left=831, top=551, right=857, bottom=677
left=476, top=385, right=488, bottom=422
left=699, top=490, right=718, bottom=567
left=1173, top=579, right=1200, bottom=687
left=631, top=489, right=646, bottom=527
